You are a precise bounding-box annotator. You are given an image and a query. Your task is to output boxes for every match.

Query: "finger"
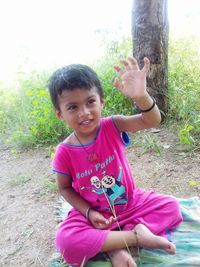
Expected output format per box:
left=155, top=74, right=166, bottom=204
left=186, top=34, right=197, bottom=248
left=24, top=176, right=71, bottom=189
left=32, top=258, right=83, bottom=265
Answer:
left=113, top=77, right=123, bottom=92
left=120, top=59, right=132, bottom=71
left=97, top=216, right=108, bottom=224
left=127, top=56, right=139, bottom=70
left=104, top=219, right=113, bottom=227
left=114, top=65, right=124, bottom=76
left=95, top=219, right=109, bottom=228
left=142, top=57, right=150, bottom=73
left=110, top=216, right=116, bottom=224
left=97, top=224, right=109, bottom=229
left=107, top=216, right=114, bottom=224
left=95, top=223, right=106, bottom=229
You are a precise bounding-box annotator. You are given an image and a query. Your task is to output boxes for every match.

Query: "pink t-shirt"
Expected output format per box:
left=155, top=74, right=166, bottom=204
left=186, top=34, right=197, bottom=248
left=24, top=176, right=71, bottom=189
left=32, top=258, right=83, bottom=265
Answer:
left=52, top=116, right=136, bottom=216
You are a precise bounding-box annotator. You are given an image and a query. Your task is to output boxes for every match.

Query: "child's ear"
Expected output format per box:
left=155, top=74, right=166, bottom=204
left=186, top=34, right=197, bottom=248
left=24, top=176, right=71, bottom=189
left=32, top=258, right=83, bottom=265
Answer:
left=55, top=109, right=63, bottom=120
left=100, top=98, right=104, bottom=110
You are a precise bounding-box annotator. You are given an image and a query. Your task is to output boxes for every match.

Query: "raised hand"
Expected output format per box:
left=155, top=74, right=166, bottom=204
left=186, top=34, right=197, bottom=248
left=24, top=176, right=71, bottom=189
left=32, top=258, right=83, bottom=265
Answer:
left=113, top=56, right=150, bottom=102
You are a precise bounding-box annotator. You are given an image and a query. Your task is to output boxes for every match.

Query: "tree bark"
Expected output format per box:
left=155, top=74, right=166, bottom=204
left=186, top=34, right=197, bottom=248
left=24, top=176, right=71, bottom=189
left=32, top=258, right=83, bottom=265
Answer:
left=132, top=0, right=169, bottom=116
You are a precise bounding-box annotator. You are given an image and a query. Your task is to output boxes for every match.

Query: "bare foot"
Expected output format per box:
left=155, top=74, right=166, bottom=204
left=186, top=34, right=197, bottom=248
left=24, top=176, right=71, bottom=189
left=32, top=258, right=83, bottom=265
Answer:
left=108, top=249, right=137, bottom=267
left=134, top=224, right=176, bottom=254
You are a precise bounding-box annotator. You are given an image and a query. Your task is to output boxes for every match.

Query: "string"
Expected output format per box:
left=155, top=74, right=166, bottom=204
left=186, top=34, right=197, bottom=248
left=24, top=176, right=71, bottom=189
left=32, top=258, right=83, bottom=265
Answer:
left=73, top=132, right=99, bottom=163
left=101, top=186, right=142, bottom=266
left=74, top=132, right=91, bottom=156
left=74, top=133, right=141, bottom=264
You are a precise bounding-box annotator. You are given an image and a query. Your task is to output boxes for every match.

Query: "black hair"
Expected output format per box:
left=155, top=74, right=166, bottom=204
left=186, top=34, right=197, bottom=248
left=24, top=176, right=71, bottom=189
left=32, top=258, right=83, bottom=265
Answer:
left=48, top=64, right=104, bottom=110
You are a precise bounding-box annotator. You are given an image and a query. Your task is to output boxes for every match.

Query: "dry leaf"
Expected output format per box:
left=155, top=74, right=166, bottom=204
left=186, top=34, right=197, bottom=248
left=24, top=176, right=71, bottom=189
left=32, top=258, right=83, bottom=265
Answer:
left=188, top=179, right=197, bottom=187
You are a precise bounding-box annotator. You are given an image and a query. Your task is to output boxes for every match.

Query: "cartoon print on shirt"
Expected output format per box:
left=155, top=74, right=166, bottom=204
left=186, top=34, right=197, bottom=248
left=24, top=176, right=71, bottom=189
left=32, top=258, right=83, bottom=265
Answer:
left=90, top=176, right=101, bottom=189
left=80, top=167, right=127, bottom=207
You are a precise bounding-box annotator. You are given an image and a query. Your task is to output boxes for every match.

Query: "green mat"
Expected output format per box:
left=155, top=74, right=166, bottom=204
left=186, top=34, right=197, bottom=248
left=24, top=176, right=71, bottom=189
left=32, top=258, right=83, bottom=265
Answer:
left=49, top=197, right=200, bottom=267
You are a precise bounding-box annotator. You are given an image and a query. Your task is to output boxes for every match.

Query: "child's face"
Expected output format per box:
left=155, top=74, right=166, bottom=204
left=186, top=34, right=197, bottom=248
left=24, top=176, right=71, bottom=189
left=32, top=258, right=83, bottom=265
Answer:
left=56, top=87, right=104, bottom=137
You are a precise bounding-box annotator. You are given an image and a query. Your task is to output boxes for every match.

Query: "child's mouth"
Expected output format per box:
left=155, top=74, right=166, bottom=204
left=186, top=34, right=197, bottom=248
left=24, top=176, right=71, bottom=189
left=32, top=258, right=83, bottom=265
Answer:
left=79, top=119, right=92, bottom=126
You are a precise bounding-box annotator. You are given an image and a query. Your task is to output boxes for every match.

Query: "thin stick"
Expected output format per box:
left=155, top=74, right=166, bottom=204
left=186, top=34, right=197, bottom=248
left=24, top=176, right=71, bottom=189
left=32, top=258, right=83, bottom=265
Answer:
left=102, top=187, right=132, bottom=255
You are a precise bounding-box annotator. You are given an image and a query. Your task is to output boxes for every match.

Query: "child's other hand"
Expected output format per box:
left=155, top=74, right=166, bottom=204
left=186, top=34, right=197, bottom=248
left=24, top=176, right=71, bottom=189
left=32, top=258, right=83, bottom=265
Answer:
left=88, top=209, right=115, bottom=229
left=113, top=56, right=150, bottom=102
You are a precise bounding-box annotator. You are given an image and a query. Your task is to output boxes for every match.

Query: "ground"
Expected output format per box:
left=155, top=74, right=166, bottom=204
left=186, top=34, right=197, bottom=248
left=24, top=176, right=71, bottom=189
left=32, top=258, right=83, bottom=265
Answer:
left=0, top=127, right=199, bottom=267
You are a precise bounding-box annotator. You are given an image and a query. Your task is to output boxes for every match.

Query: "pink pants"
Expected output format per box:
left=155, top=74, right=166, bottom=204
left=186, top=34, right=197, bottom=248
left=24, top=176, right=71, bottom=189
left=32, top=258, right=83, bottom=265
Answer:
left=55, top=188, right=183, bottom=266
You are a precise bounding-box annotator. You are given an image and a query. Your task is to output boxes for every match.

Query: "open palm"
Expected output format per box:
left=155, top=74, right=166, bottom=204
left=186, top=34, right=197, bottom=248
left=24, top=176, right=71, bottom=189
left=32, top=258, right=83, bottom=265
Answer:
left=113, top=56, right=150, bottom=101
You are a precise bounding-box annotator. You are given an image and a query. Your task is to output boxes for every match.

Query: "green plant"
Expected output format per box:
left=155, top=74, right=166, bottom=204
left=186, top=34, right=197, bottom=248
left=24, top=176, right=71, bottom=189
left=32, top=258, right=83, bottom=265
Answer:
left=94, top=36, right=133, bottom=117
left=43, top=178, right=58, bottom=193
left=133, top=132, right=162, bottom=155
left=9, top=175, right=31, bottom=186
left=0, top=70, right=70, bottom=147
left=178, top=124, right=195, bottom=145
left=1, top=34, right=200, bottom=148
left=168, top=35, right=200, bottom=145
left=27, top=86, right=69, bottom=145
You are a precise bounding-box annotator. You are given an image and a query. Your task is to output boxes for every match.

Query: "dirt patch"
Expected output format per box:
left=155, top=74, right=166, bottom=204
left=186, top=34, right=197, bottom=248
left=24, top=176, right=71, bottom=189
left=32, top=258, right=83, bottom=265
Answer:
left=128, top=128, right=200, bottom=198
left=0, top=148, right=57, bottom=267
left=0, top=127, right=199, bottom=266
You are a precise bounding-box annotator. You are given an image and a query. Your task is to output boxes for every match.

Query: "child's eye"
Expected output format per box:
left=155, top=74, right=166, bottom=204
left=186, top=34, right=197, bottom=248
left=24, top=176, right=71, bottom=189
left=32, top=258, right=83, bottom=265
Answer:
left=68, top=105, right=77, bottom=111
left=88, top=99, right=96, bottom=105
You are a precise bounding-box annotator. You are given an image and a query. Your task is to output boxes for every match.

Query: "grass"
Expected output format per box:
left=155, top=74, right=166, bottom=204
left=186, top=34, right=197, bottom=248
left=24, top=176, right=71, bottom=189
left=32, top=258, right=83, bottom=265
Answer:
left=167, top=35, right=200, bottom=149
left=43, top=178, right=58, bottom=193
left=8, top=175, right=32, bottom=187
left=0, top=34, right=200, bottom=150
left=131, top=132, right=162, bottom=155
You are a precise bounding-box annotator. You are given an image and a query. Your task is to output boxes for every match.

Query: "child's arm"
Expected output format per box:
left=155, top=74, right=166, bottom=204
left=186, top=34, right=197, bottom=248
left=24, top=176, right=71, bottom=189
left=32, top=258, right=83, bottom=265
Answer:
left=57, top=173, right=115, bottom=228
left=113, top=56, right=161, bottom=133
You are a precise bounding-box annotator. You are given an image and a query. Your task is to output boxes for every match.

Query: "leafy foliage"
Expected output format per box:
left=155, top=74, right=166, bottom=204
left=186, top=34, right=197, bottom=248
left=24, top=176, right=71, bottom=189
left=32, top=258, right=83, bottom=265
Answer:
left=0, top=71, right=68, bottom=147
left=0, top=34, right=200, bottom=148
left=178, top=124, right=195, bottom=145
left=168, top=35, right=200, bottom=146
left=94, top=37, right=133, bottom=117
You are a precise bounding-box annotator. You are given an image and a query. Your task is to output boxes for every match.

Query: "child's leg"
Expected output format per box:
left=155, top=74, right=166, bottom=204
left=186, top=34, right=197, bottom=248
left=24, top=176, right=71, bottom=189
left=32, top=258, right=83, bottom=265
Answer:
left=55, top=209, right=111, bottom=266
left=108, top=249, right=137, bottom=267
left=101, top=223, right=175, bottom=267
left=134, top=224, right=176, bottom=254
left=117, top=189, right=182, bottom=240
left=131, top=189, right=183, bottom=236
left=101, top=223, right=175, bottom=254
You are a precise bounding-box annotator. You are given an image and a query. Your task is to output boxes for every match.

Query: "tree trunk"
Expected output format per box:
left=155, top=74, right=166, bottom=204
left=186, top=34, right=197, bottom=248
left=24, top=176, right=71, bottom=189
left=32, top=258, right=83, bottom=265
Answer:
left=132, top=0, right=169, bottom=116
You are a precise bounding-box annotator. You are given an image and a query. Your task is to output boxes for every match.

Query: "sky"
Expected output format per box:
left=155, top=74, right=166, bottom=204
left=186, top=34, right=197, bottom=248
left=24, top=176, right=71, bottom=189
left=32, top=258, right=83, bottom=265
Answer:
left=0, top=0, right=200, bottom=84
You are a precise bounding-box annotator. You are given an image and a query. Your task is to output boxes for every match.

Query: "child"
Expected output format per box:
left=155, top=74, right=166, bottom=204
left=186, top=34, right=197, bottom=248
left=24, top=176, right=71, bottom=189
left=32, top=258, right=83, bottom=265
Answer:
left=48, top=56, right=183, bottom=267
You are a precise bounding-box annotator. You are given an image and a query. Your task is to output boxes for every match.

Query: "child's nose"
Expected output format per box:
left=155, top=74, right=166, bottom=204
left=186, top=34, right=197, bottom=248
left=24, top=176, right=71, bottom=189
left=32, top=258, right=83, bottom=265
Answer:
left=79, top=106, right=90, bottom=117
